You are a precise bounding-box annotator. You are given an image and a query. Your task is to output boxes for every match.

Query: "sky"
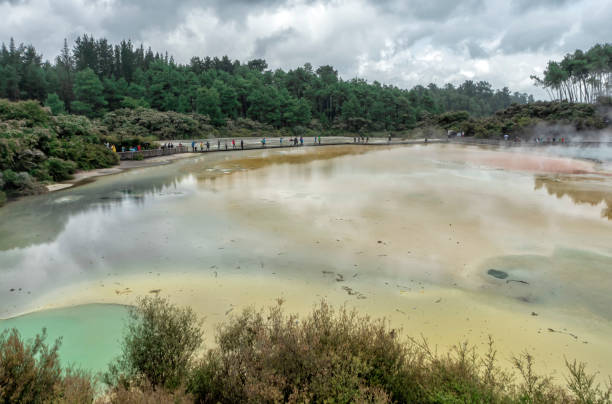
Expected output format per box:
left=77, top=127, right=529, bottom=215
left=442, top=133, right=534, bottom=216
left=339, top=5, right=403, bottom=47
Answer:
left=2, top=0, right=611, bottom=98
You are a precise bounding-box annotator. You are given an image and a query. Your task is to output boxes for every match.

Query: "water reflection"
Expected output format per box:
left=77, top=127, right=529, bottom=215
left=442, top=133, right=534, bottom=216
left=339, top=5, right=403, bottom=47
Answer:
left=1, top=144, right=612, bottom=378
left=1, top=144, right=611, bottom=324
left=535, top=175, right=612, bottom=220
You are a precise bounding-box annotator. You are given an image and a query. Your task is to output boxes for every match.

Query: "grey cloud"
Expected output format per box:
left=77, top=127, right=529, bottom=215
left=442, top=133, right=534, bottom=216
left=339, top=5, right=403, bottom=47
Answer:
left=2, top=0, right=611, bottom=98
left=253, top=28, right=297, bottom=58
left=372, top=0, right=485, bottom=21
left=511, top=0, right=573, bottom=13
left=498, top=20, right=568, bottom=54
left=466, top=41, right=488, bottom=59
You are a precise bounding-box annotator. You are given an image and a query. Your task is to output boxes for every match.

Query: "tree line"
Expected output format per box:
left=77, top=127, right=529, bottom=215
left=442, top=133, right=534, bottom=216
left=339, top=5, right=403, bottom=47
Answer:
left=531, top=43, right=612, bottom=104
left=0, top=35, right=532, bottom=132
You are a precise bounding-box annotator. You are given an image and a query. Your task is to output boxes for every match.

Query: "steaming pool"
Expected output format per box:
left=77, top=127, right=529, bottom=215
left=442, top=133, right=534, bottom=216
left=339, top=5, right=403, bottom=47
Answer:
left=1, top=143, right=611, bottom=377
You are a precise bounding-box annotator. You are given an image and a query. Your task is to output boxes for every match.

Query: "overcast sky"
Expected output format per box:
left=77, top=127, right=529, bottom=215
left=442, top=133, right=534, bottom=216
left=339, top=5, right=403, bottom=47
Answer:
left=2, top=0, right=611, bottom=98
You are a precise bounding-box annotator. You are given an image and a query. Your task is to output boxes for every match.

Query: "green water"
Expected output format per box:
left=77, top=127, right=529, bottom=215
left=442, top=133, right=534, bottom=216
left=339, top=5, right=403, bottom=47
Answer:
left=0, top=304, right=128, bottom=373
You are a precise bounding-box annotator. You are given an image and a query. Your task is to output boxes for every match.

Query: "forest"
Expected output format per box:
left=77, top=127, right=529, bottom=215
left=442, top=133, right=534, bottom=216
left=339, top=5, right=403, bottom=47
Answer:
left=0, top=35, right=532, bottom=132
left=532, top=43, right=612, bottom=103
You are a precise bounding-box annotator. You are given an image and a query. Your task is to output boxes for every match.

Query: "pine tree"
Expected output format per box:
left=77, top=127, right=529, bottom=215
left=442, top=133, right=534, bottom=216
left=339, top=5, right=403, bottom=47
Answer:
left=72, top=67, right=107, bottom=117
left=45, top=93, right=65, bottom=115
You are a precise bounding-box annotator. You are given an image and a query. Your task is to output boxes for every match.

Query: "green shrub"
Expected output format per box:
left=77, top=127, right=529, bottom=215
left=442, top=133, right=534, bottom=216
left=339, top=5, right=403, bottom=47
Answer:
left=45, top=93, right=66, bottom=116
left=1, top=169, right=46, bottom=196
left=105, top=296, right=203, bottom=391
left=43, top=157, right=77, bottom=181
left=0, top=99, right=51, bottom=127
left=0, top=328, right=95, bottom=403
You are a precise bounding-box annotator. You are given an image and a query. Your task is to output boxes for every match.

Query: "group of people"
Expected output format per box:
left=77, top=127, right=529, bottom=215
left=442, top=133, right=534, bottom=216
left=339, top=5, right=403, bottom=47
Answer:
left=190, top=139, right=245, bottom=152
left=353, top=136, right=369, bottom=143
left=186, top=136, right=323, bottom=152
left=534, top=137, right=566, bottom=144
left=161, top=143, right=182, bottom=149
left=105, top=142, right=143, bottom=153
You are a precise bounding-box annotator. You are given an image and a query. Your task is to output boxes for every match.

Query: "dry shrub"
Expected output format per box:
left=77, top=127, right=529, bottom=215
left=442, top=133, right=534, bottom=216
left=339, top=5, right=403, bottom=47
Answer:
left=0, top=328, right=96, bottom=403
left=187, top=301, right=612, bottom=404
left=189, top=300, right=406, bottom=403
left=99, top=382, right=193, bottom=404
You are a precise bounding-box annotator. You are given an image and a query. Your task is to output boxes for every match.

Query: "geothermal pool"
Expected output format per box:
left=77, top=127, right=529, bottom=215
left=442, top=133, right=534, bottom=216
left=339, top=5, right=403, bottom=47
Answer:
left=1, top=144, right=611, bottom=377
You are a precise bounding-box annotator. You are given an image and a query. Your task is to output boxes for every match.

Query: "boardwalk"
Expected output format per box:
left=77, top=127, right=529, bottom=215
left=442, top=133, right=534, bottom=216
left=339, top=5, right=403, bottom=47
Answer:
left=116, top=136, right=612, bottom=161
left=116, top=137, right=446, bottom=160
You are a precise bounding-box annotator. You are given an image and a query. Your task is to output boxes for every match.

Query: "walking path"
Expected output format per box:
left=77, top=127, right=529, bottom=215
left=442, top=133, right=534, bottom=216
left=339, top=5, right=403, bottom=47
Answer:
left=118, top=136, right=445, bottom=160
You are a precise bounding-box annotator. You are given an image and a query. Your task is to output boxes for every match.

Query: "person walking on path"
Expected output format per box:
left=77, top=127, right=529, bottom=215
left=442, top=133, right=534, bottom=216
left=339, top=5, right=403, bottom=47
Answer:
left=262, top=138, right=266, bottom=148
left=225, top=141, right=228, bottom=150
left=300, top=136, right=304, bottom=146
left=191, top=140, right=195, bottom=151
left=241, top=139, right=244, bottom=149
left=206, top=141, right=210, bottom=151
left=280, top=137, right=283, bottom=146
left=232, top=139, right=236, bottom=149
left=318, top=136, right=321, bottom=145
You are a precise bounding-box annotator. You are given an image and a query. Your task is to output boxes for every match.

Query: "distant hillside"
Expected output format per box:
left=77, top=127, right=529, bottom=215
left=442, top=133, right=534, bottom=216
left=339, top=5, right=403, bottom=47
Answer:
left=424, top=100, right=611, bottom=139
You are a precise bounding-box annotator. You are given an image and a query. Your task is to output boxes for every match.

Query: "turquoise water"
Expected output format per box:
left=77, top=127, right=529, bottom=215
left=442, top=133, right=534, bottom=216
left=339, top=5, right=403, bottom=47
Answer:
left=0, top=304, right=128, bottom=374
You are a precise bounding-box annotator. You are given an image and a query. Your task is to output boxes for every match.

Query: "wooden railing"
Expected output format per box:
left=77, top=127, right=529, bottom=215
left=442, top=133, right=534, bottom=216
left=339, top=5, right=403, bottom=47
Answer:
left=117, top=146, right=189, bottom=160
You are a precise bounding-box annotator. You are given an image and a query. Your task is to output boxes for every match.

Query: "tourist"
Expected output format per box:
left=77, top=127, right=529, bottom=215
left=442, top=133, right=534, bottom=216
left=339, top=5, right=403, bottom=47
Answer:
left=300, top=136, right=303, bottom=146
left=241, top=139, right=244, bottom=149
left=206, top=141, right=210, bottom=151
left=280, top=137, right=283, bottom=146
left=318, top=136, right=321, bottom=145
left=191, top=141, right=195, bottom=151
left=225, top=141, right=228, bottom=150
left=232, top=139, right=236, bottom=149
left=218, top=139, right=221, bottom=149
left=262, top=138, right=266, bottom=147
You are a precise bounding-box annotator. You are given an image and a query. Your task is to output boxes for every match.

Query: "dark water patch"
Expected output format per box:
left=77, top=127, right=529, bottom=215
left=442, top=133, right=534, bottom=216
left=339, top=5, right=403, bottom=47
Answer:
left=487, top=269, right=508, bottom=279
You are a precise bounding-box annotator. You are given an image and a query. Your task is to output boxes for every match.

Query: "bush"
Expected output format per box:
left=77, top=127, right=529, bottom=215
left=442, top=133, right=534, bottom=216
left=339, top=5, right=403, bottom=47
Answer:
left=0, top=190, right=6, bottom=206
left=0, top=328, right=95, bottom=403
left=105, top=296, right=203, bottom=391
left=189, top=301, right=407, bottom=403
left=43, top=157, right=77, bottom=181
left=185, top=301, right=612, bottom=404
left=104, top=382, right=193, bottom=404
left=0, top=99, right=51, bottom=127
left=1, top=169, right=46, bottom=196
